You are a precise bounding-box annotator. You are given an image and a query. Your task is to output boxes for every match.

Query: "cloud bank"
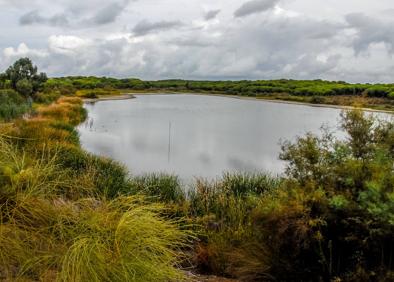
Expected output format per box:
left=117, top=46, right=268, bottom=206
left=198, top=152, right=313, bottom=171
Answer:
left=1, top=0, right=394, bottom=82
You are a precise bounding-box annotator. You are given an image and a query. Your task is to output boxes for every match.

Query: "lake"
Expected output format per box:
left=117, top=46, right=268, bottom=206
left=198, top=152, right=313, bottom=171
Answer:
left=78, top=94, right=350, bottom=179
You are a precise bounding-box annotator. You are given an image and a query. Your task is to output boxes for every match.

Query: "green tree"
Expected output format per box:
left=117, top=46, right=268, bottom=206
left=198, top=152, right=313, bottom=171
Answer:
left=16, top=78, right=33, bottom=97
left=4, top=57, right=47, bottom=96
left=0, top=73, right=7, bottom=89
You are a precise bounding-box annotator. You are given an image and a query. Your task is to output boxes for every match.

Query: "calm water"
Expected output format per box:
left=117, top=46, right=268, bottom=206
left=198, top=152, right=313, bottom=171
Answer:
left=78, top=94, right=346, bottom=179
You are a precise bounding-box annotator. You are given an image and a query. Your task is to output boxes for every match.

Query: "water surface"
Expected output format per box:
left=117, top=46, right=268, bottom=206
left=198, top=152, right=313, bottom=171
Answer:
left=78, top=94, right=348, bottom=179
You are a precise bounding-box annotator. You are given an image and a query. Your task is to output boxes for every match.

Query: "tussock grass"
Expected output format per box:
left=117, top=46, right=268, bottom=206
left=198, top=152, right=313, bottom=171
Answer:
left=129, top=173, right=185, bottom=203
left=0, top=137, right=190, bottom=281
left=0, top=89, right=31, bottom=121
left=0, top=96, right=191, bottom=281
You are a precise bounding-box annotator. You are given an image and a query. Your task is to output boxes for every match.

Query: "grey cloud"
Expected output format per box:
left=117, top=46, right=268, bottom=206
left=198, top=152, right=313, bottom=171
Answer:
left=132, top=20, right=183, bottom=36
left=19, top=10, right=68, bottom=26
left=19, top=11, right=43, bottom=25
left=204, top=9, right=220, bottom=21
left=19, top=1, right=128, bottom=28
left=346, top=13, right=394, bottom=54
left=88, top=2, right=127, bottom=25
left=234, top=0, right=279, bottom=18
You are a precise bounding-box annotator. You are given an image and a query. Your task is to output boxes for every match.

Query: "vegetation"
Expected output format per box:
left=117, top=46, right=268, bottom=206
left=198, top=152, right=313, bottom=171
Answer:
left=41, top=76, right=394, bottom=111
left=0, top=96, right=191, bottom=281
left=2, top=57, right=47, bottom=97
left=0, top=89, right=31, bottom=121
left=1, top=58, right=393, bottom=281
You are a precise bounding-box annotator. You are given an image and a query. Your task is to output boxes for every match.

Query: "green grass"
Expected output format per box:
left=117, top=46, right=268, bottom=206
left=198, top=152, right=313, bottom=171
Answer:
left=129, top=173, right=185, bottom=203
left=0, top=89, right=31, bottom=121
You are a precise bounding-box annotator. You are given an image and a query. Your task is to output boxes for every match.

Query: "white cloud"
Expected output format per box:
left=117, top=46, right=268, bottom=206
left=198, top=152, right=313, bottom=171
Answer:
left=48, top=35, right=91, bottom=54
left=3, top=43, right=47, bottom=58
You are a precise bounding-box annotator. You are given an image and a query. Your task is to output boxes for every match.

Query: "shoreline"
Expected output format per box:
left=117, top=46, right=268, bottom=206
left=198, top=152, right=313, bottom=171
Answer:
left=86, top=92, right=394, bottom=115
left=83, top=94, right=136, bottom=102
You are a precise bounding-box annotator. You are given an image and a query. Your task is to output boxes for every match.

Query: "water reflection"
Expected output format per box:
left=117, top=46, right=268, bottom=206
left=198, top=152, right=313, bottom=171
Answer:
left=77, top=94, right=383, bottom=180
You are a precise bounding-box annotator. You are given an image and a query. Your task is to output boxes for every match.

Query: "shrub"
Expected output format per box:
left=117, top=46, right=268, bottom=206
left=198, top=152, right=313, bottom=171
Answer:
left=0, top=89, right=30, bottom=121
left=15, top=78, right=33, bottom=97
left=34, top=91, right=61, bottom=104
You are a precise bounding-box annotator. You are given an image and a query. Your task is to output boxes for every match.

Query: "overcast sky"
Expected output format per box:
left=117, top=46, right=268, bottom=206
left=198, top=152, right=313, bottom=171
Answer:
left=1, top=0, right=394, bottom=82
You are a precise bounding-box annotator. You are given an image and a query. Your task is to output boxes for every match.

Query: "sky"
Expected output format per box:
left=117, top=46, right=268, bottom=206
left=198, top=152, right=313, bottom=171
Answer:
left=1, top=0, right=394, bottom=82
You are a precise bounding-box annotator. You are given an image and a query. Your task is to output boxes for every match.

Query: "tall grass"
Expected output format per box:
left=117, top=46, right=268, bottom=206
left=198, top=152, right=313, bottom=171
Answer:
left=129, top=173, right=185, bottom=203
left=0, top=96, right=191, bottom=281
left=0, top=89, right=30, bottom=121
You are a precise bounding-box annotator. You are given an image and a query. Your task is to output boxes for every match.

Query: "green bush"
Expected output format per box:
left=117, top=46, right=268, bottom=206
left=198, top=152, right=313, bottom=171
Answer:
left=34, top=91, right=61, bottom=104
left=0, top=89, right=30, bottom=121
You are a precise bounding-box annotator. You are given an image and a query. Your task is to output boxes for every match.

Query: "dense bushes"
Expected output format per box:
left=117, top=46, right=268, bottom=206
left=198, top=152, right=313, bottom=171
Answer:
left=45, top=76, right=394, bottom=99
left=0, top=89, right=31, bottom=121
left=1, top=58, right=47, bottom=97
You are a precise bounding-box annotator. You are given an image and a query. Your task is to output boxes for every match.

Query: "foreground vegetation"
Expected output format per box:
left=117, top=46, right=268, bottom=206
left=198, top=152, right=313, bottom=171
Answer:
left=0, top=97, right=191, bottom=281
left=1, top=58, right=393, bottom=281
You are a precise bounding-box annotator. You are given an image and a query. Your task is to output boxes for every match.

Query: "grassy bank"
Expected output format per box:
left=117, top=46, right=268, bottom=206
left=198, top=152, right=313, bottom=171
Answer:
left=0, top=97, right=191, bottom=281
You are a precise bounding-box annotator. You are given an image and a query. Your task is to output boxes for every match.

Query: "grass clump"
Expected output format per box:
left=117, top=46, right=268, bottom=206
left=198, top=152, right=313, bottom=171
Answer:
left=129, top=173, right=185, bottom=203
left=0, top=89, right=31, bottom=121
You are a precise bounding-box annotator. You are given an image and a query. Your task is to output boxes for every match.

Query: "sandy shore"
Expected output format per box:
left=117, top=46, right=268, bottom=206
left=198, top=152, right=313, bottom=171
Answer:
left=83, top=94, right=136, bottom=102
left=87, top=92, right=394, bottom=115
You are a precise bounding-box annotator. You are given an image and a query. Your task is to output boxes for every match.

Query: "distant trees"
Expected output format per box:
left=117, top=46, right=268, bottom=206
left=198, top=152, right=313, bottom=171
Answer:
left=2, top=58, right=47, bottom=97
left=45, top=76, right=394, bottom=99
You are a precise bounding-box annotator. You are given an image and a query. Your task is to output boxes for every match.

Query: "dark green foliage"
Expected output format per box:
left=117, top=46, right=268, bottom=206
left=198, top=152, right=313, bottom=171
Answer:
left=266, top=110, right=394, bottom=281
left=0, top=89, right=30, bottom=121
left=45, top=76, right=394, bottom=99
left=15, top=78, right=33, bottom=97
left=3, top=58, right=47, bottom=96
left=129, top=173, right=185, bottom=203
